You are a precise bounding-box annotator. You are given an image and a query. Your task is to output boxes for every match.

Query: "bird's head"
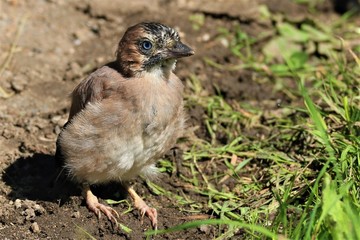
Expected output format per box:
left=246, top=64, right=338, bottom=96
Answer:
left=116, top=22, right=194, bottom=78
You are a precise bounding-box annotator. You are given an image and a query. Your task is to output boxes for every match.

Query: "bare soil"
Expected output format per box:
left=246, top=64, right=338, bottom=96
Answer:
left=0, top=0, right=341, bottom=239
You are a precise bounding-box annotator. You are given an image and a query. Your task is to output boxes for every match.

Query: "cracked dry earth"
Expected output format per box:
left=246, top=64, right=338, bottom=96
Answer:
left=0, top=0, right=341, bottom=239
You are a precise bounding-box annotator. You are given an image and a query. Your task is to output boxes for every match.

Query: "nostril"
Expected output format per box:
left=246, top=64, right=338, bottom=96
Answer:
left=174, top=43, right=183, bottom=50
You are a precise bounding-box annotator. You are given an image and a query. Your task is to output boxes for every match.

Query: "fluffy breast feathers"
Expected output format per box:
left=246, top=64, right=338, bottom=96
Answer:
left=58, top=65, right=185, bottom=184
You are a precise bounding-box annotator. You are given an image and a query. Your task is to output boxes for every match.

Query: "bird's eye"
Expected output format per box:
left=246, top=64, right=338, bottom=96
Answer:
left=141, top=41, right=152, bottom=50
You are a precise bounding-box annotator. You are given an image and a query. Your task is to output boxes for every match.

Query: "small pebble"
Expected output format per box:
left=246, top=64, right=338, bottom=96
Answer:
left=14, top=199, right=22, bottom=209
left=11, top=75, right=28, bottom=92
left=71, top=211, right=80, bottom=218
left=31, top=222, right=40, bottom=233
left=219, top=38, right=229, bottom=48
left=34, top=204, right=45, bottom=215
left=51, top=115, right=62, bottom=124
left=199, top=224, right=210, bottom=233
left=202, top=33, right=210, bottom=42
left=24, top=208, right=36, bottom=221
left=73, top=39, right=81, bottom=46
left=96, top=56, right=105, bottom=64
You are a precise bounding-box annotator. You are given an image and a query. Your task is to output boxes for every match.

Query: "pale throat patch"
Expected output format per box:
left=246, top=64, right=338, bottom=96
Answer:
left=144, top=59, right=177, bottom=79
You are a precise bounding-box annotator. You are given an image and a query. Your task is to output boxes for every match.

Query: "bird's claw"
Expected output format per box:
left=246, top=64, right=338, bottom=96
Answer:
left=88, top=201, right=120, bottom=227
left=140, top=206, right=158, bottom=230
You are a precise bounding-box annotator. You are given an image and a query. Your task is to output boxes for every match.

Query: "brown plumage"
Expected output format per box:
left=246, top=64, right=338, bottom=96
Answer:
left=56, top=22, right=194, bottom=228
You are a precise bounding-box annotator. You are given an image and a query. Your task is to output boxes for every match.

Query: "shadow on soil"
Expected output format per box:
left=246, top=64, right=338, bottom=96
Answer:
left=3, top=153, right=128, bottom=203
left=2, top=153, right=77, bottom=202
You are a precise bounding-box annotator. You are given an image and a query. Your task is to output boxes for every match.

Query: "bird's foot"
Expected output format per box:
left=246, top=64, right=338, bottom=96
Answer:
left=84, top=185, right=120, bottom=226
left=128, top=187, right=158, bottom=229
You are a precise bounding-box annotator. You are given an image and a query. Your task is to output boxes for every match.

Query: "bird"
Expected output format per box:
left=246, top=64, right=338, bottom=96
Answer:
left=55, top=22, right=194, bottom=229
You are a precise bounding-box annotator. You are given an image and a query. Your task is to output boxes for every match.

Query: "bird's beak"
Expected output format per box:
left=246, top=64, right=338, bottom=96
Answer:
left=164, top=41, right=194, bottom=59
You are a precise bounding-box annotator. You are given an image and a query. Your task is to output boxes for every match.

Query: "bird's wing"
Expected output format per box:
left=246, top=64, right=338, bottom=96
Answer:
left=68, top=64, right=123, bottom=120
left=55, top=65, right=122, bottom=172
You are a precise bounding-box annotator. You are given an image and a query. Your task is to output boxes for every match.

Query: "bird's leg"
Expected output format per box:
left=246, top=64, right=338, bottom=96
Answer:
left=127, top=187, right=158, bottom=229
left=82, top=183, right=120, bottom=225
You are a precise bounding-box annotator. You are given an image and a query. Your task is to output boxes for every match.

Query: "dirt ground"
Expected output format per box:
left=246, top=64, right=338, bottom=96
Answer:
left=0, top=0, right=343, bottom=239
